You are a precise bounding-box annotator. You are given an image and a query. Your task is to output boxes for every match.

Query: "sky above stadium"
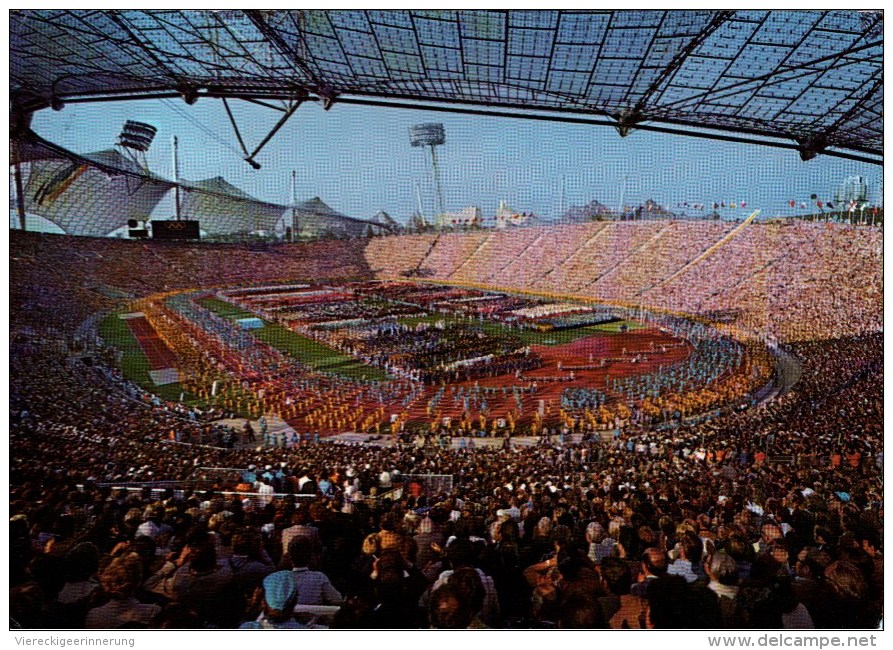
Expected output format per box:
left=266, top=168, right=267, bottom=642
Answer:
left=29, top=96, right=882, bottom=225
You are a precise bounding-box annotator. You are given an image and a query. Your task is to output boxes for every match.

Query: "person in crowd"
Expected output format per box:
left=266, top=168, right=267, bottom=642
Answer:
left=85, top=553, right=161, bottom=629
left=287, top=537, right=343, bottom=606
left=239, top=571, right=308, bottom=629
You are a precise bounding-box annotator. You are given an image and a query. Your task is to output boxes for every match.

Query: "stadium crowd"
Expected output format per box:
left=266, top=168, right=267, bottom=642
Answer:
left=365, top=221, right=882, bottom=343
left=11, top=220, right=880, bottom=347
left=9, top=227, right=882, bottom=630
left=10, top=325, right=883, bottom=629
left=13, top=220, right=879, bottom=349
left=10, top=232, right=375, bottom=340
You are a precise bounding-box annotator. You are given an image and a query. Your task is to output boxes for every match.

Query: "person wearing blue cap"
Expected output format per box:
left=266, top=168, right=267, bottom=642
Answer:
left=240, top=571, right=307, bottom=629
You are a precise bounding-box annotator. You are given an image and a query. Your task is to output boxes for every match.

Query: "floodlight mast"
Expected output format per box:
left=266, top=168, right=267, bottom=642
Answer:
left=414, top=181, right=427, bottom=228
left=290, top=170, right=298, bottom=242
left=116, top=120, right=157, bottom=171
left=410, top=124, right=446, bottom=227
left=429, top=145, right=445, bottom=223
left=560, top=175, right=566, bottom=220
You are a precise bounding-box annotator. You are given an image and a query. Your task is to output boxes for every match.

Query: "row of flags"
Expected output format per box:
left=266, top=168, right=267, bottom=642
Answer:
left=788, top=195, right=878, bottom=213
left=670, top=198, right=880, bottom=213
left=671, top=202, right=748, bottom=210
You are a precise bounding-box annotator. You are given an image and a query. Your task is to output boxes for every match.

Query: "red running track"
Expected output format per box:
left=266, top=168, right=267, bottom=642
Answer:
left=125, top=317, right=179, bottom=370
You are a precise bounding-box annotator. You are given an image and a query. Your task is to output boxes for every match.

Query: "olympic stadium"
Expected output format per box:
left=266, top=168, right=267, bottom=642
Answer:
left=9, top=10, right=883, bottom=631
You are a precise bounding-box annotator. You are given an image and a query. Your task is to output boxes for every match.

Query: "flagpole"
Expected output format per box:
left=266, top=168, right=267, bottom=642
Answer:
left=560, top=174, right=566, bottom=219
left=618, top=174, right=626, bottom=219
left=172, top=135, right=181, bottom=221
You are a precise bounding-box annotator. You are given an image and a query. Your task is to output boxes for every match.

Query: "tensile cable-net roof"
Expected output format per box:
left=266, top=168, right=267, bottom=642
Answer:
left=12, top=132, right=388, bottom=237
left=178, top=176, right=285, bottom=236
left=20, top=148, right=170, bottom=237
left=10, top=10, right=883, bottom=162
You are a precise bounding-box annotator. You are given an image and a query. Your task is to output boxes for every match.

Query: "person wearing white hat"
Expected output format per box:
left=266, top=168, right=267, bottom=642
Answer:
left=241, top=465, right=257, bottom=485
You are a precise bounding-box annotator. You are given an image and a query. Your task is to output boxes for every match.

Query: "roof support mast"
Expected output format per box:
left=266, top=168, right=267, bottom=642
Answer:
left=614, top=11, right=733, bottom=137
left=12, top=140, right=27, bottom=231
left=222, top=94, right=305, bottom=170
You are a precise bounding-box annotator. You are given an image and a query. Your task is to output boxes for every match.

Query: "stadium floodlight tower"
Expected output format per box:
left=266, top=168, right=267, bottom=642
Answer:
left=410, top=123, right=446, bottom=227
left=116, top=120, right=159, bottom=235
left=116, top=120, right=157, bottom=171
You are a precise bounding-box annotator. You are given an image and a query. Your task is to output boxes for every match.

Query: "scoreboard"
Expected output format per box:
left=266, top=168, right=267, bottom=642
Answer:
left=151, top=220, right=200, bottom=240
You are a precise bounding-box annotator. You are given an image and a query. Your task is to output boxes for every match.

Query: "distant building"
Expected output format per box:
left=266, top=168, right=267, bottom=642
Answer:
left=439, top=206, right=482, bottom=227
left=559, top=199, right=677, bottom=222
left=835, top=176, right=868, bottom=206
left=633, top=199, right=677, bottom=220
left=291, top=197, right=367, bottom=239
left=495, top=200, right=535, bottom=228
left=561, top=200, right=617, bottom=223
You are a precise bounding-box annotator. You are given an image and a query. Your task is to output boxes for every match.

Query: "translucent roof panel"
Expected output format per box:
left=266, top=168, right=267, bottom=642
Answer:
left=22, top=153, right=170, bottom=236
left=10, top=9, right=882, bottom=157
left=12, top=132, right=390, bottom=237
left=179, top=177, right=286, bottom=236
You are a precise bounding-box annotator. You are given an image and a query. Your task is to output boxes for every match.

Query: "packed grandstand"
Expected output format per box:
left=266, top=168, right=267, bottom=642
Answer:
left=9, top=216, right=884, bottom=630
left=9, top=8, right=884, bottom=633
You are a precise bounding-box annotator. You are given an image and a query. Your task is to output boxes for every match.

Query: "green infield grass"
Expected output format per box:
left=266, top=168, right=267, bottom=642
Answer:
left=396, top=313, right=646, bottom=346
left=197, top=296, right=391, bottom=381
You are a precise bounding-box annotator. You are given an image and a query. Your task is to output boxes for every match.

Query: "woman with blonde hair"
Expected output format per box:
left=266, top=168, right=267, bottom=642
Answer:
left=85, top=553, right=160, bottom=629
